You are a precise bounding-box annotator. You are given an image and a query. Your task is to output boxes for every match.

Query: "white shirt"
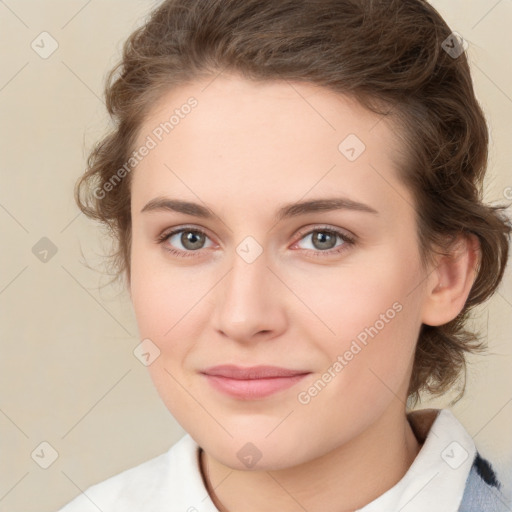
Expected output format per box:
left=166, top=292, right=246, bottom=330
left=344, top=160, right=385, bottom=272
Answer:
left=56, top=408, right=476, bottom=512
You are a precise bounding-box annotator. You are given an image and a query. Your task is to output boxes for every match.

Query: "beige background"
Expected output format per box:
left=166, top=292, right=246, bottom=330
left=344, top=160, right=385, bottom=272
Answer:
left=0, top=1, right=511, bottom=510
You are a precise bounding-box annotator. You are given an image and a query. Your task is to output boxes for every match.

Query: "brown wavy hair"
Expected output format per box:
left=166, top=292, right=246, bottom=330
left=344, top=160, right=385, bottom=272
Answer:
left=75, top=0, right=511, bottom=405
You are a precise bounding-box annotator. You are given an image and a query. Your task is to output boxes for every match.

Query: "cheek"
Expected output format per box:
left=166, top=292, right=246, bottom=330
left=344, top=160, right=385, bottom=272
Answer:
left=286, top=243, right=422, bottom=345
left=129, top=244, right=210, bottom=383
left=299, top=245, right=423, bottom=395
left=130, top=238, right=194, bottom=338
left=129, top=254, right=204, bottom=430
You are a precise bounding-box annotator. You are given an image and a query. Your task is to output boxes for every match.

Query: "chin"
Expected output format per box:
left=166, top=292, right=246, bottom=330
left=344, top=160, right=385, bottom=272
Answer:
left=197, top=427, right=315, bottom=472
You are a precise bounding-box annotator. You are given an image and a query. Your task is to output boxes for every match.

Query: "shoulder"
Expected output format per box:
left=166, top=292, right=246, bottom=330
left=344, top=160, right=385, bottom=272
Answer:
left=55, top=434, right=210, bottom=512
left=458, top=451, right=511, bottom=512
left=406, top=408, right=511, bottom=512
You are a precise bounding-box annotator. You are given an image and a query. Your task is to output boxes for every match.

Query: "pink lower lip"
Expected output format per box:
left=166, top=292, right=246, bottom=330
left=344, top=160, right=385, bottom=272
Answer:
left=203, top=373, right=310, bottom=400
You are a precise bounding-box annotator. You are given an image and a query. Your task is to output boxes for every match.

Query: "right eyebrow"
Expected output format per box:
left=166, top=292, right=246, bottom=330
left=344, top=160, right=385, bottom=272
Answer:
left=141, top=197, right=214, bottom=218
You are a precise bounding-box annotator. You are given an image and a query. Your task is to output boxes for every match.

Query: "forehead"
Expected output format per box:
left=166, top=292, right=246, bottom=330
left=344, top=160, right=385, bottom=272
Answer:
left=137, top=74, right=397, bottom=151
left=131, top=74, right=412, bottom=221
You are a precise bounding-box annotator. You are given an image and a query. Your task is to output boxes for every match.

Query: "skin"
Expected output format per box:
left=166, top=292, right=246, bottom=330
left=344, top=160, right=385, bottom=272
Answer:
left=128, top=73, right=478, bottom=512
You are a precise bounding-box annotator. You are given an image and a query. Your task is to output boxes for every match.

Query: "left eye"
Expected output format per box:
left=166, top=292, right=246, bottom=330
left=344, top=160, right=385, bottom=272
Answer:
left=295, top=229, right=349, bottom=252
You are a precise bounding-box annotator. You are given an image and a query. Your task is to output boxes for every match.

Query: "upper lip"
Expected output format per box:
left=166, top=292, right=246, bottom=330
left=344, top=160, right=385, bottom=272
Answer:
left=201, top=365, right=311, bottom=379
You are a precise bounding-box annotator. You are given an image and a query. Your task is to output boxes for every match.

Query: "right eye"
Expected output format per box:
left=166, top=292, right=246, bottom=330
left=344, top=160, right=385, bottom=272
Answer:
left=156, top=226, right=215, bottom=258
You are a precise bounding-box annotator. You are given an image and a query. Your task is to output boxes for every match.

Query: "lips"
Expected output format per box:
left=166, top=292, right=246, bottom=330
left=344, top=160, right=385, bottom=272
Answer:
left=200, top=365, right=311, bottom=400
left=201, top=364, right=310, bottom=379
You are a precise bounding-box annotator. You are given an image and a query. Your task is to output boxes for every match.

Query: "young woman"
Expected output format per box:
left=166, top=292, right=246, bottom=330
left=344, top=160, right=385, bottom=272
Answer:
left=58, top=0, right=511, bottom=510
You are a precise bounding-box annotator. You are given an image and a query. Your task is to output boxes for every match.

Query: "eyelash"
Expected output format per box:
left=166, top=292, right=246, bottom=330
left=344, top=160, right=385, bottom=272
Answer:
left=155, top=225, right=356, bottom=259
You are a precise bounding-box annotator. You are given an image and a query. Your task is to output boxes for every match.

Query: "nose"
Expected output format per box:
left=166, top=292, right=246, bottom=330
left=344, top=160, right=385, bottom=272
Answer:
left=211, top=246, right=288, bottom=343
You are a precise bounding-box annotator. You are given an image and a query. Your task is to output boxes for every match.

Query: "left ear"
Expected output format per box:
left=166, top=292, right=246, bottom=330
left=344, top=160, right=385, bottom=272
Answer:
left=421, top=233, right=480, bottom=327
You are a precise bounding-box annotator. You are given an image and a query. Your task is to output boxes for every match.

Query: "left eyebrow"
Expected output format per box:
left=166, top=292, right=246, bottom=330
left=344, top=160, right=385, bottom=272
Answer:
left=140, top=196, right=379, bottom=220
left=273, top=197, right=378, bottom=222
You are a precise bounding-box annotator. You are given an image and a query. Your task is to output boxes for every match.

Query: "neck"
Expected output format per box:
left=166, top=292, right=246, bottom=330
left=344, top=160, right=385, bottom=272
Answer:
left=200, top=406, right=422, bottom=512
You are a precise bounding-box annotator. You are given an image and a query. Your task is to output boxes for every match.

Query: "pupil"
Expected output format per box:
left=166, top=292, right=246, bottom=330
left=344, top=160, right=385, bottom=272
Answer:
left=314, top=231, right=335, bottom=250
left=183, top=231, right=203, bottom=249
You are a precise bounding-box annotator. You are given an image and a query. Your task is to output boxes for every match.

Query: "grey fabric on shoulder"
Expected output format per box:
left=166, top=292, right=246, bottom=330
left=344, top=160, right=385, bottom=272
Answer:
left=458, top=452, right=510, bottom=511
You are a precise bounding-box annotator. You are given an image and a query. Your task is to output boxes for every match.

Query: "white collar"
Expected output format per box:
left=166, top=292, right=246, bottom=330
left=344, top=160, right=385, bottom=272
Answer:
left=357, top=408, right=476, bottom=511
left=119, top=408, right=475, bottom=512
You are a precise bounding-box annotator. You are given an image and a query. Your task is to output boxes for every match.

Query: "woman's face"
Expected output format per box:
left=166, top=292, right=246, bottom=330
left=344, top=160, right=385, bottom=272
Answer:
left=129, top=74, right=431, bottom=470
